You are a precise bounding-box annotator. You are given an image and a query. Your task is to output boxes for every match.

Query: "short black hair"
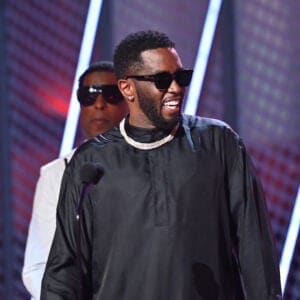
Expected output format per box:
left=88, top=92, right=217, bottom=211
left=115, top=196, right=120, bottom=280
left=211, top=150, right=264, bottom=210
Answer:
left=78, top=61, right=115, bottom=88
left=113, top=30, right=175, bottom=79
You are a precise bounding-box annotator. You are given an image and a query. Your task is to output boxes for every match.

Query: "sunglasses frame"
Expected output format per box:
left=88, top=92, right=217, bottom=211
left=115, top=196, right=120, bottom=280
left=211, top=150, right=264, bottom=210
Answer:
left=125, top=69, right=193, bottom=90
left=77, top=84, right=124, bottom=106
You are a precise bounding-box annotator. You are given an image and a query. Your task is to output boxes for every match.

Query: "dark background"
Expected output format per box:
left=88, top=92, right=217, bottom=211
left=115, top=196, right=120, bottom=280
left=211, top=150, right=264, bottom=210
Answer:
left=0, top=1, right=299, bottom=299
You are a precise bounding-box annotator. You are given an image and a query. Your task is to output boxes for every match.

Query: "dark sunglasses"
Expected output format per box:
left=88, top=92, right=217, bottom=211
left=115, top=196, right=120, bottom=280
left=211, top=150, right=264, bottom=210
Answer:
left=77, top=85, right=124, bottom=106
left=125, top=69, right=193, bottom=90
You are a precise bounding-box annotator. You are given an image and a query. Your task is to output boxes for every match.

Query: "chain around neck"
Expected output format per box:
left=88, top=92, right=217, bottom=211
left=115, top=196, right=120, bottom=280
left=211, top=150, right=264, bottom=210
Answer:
left=119, top=118, right=179, bottom=150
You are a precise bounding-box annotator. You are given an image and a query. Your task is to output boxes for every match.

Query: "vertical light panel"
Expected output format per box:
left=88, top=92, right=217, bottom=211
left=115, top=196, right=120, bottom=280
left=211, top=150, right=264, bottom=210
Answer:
left=280, top=185, right=300, bottom=295
left=184, top=0, right=222, bottom=116
left=59, top=0, right=103, bottom=157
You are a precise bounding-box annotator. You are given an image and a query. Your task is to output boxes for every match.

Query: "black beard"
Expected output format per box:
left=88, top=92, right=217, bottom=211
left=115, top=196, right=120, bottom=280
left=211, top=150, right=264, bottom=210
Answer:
left=136, top=89, right=180, bottom=131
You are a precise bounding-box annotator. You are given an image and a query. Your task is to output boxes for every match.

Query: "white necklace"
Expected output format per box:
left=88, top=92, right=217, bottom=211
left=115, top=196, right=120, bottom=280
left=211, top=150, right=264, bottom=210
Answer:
left=119, top=118, right=179, bottom=150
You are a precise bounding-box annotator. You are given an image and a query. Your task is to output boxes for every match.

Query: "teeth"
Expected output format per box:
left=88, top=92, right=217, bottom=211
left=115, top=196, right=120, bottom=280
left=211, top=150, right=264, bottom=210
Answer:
left=163, top=101, right=179, bottom=107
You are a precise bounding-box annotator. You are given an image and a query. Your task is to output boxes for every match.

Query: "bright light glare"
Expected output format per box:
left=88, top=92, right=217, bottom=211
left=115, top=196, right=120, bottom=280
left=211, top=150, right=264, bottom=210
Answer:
left=280, top=185, right=300, bottom=295
left=184, top=0, right=222, bottom=116
left=59, top=0, right=103, bottom=157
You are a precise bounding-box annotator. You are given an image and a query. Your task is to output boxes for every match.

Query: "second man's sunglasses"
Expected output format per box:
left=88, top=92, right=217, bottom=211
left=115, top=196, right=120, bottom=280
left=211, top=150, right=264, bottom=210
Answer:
left=77, top=85, right=124, bottom=106
left=125, top=69, right=193, bottom=90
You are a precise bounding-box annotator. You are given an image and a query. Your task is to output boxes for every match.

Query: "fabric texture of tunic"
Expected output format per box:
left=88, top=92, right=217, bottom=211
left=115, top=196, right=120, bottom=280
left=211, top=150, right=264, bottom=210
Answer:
left=41, top=115, right=282, bottom=300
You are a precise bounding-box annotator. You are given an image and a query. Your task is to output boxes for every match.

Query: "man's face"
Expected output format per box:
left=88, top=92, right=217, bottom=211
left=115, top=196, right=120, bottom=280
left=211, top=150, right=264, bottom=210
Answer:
left=80, top=71, right=128, bottom=138
left=128, top=47, right=186, bottom=130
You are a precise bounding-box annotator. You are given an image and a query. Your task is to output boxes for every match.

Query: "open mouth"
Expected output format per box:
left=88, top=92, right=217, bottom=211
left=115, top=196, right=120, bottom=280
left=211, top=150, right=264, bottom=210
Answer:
left=162, top=97, right=182, bottom=114
left=163, top=100, right=180, bottom=109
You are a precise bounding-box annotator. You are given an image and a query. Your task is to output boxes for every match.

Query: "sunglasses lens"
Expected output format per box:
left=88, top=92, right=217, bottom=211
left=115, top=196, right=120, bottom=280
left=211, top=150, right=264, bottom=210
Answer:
left=77, top=87, right=97, bottom=106
left=77, top=85, right=123, bottom=106
left=101, top=86, right=124, bottom=104
left=176, top=70, right=193, bottom=87
left=153, top=70, right=193, bottom=90
left=154, top=73, right=173, bottom=90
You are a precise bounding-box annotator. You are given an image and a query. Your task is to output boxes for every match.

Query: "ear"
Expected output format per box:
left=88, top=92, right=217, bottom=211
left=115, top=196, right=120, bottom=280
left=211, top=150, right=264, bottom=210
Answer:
left=118, top=79, right=135, bottom=102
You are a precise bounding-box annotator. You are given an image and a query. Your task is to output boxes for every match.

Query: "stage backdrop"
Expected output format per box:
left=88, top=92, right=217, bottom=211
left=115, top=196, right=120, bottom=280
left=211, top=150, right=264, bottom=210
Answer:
left=0, top=0, right=299, bottom=299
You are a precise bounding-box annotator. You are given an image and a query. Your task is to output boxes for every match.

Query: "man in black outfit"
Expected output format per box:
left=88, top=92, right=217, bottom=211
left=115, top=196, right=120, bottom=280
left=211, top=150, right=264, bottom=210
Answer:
left=41, top=30, right=282, bottom=300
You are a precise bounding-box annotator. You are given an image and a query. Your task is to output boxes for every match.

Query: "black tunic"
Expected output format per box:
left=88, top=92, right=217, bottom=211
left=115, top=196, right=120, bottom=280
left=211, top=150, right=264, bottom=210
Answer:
left=41, top=115, right=282, bottom=300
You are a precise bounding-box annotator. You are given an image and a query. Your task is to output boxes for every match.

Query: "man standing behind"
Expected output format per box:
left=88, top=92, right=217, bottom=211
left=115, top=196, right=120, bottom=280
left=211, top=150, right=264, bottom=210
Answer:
left=22, top=61, right=128, bottom=299
left=41, top=31, right=282, bottom=299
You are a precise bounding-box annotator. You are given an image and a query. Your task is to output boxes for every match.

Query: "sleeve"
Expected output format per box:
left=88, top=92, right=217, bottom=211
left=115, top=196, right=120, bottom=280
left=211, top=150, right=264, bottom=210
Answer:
left=40, top=160, right=93, bottom=300
left=22, top=163, right=64, bottom=300
left=228, top=138, right=282, bottom=300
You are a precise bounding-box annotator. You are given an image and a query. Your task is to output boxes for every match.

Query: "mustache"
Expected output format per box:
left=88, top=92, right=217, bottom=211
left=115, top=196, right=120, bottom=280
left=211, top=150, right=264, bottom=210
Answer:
left=162, top=92, right=184, bottom=101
